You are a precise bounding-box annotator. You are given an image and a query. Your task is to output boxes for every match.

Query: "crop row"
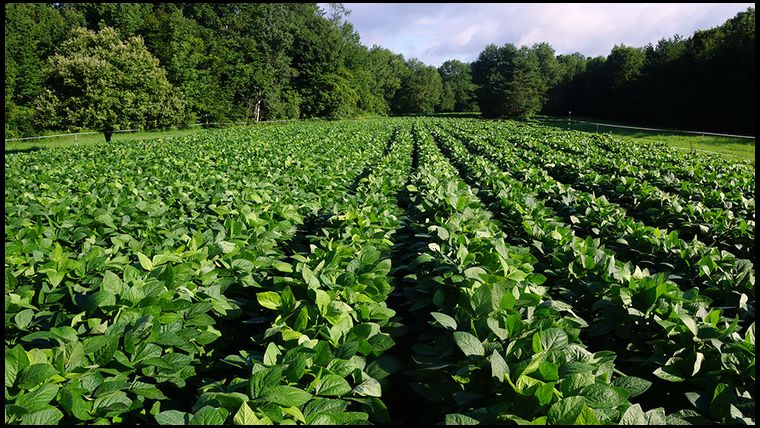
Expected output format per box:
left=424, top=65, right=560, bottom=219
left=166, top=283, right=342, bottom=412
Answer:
left=492, top=124, right=755, bottom=260
left=393, top=123, right=697, bottom=424
left=427, top=121, right=754, bottom=424
left=4, top=121, right=390, bottom=424
left=438, top=120, right=754, bottom=312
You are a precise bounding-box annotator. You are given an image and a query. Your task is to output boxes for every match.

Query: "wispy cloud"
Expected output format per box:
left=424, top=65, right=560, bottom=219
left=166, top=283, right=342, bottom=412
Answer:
left=337, top=3, right=754, bottom=66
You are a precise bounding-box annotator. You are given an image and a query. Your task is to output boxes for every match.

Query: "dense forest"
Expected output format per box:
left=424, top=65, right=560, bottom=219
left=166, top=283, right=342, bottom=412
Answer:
left=4, top=3, right=755, bottom=137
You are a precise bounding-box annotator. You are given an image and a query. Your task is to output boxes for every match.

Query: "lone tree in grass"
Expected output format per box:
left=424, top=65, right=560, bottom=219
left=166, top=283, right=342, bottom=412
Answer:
left=36, top=26, right=187, bottom=142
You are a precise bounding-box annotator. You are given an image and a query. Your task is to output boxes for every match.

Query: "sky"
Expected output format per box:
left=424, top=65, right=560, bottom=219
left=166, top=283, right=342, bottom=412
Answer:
left=334, top=3, right=754, bottom=66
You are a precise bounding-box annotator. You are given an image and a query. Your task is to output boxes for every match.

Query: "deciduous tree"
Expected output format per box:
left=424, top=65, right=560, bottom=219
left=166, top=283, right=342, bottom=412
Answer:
left=36, top=27, right=188, bottom=141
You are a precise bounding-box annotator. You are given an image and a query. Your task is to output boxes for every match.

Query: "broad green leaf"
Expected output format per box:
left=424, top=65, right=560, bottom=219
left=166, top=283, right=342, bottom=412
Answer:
left=137, top=252, right=153, bottom=271
left=620, top=404, right=647, bottom=425
left=18, top=363, right=58, bottom=390
left=548, top=396, right=585, bottom=425
left=431, top=312, right=457, bottom=330
left=14, top=309, right=35, bottom=330
left=315, top=374, right=351, bottom=397
left=445, top=413, right=480, bottom=424
left=19, top=407, right=64, bottom=425
left=263, top=343, right=281, bottom=366
left=6, top=344, right=30, bottom=387
left=266, top=386, right=312, bottom=407
left=273, top=261, right=293, bottom=273
left=679, top=314, right=698, bottom=337
left=190, top=406, right=229, bottom=425
left=580, top=383, right=629, bottom=408
left=16, top=384, right=60, bottom=412
left=155, top=410, right=192, bottom=425
left=315, top=289, right=330, bottom=316
left=612, top=376, right=652, bottom=398
left=351, top=378, right=382, bottom=397
left=303, top=398, right=349, bottom=418
left=92, top=390, right=132, bottom=412
left=539, top=328, right=568, bottom=351
left=452, top=331, right=484, bottom=357
left=692, top=352, right=705, bottom=376
left=257, top=292, right=281, bottom=310
left=489, top=351, right=509, bottom=382
left=233, top=402, right=262, bottom=425
left=653, top=366, right=685, bottom=382
left=101, top=271, right=123, bottom=294
left=249, top=365, right=283, bottom=399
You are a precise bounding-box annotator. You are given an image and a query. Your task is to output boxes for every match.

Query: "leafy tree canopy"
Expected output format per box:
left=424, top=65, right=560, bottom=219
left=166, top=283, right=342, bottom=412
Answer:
left=35, top=26, right=188, bottom=141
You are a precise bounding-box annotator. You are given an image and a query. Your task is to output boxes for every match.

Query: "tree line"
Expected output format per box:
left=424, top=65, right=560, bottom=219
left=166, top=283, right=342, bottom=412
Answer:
left=470, top=7, right=754, bottom=134
left=4, top=4, right=754, bottom=139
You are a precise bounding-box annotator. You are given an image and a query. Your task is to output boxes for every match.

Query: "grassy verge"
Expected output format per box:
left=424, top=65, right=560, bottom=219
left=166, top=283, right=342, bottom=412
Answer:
left=534, top=115, right=755, bottom=163
left=4, top=128, right=207, bottom=153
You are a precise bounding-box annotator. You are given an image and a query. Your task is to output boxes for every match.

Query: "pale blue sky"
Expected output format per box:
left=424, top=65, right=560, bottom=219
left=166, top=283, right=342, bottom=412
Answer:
left=330, top=3, right=754, bottom=66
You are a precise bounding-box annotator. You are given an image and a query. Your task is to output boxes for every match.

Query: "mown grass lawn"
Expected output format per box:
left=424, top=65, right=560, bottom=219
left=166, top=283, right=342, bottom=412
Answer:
left=534, top=115, right=755, bottom=163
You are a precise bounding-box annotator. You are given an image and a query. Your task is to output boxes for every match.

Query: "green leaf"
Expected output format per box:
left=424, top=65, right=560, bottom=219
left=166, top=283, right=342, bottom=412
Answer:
left=257, top=292, right=281, bottom=310
left=560, top=373, right=596, bottom=396
left=14, top=309, right=35, bottom=330
left=6, top=344, right=30, bottom=388
left=155, top=410, right=192, bottom=425
left=692, top=352, right=705, bottom=376
left=249, top=366, right=283, bottom=399
left=92, top=390, right=132, bottom=412
left=445, top=413, right=480, bottom=424
left=273, top=260, right=293, bottom=273
left=464, top=267, right=486, bottom=280
left=653, top=366, right=685, bottom=382
left=489, top=350, right=509, bottom=382
left=233, top=402, right=262, bottom=425
left=612, top=376, right=652, bottom=398
left=431, top=312, right=457, bottom=330
left=351, top=378, right=382, bottom=397
left=266, top=386, right=312, bottom=407
left=20, top=407, right=64, bottom=425
left=315, top=289, right=330, bottom=316
left=190, top=405, right=229, bottom=425
left=620, top=403, right=647, bottom=425
left=452, top=331, right=484, bottom=357
left=60, top=385, right=93, bottom=421
left=45, top=269, right=66, bottom=287
left=302, top=266, right=320, bottom=289
left=101, top=271, right=124, bottom=294
left=580, top=383, right=629, bottom=408
left=679, top=314, right=698, bottom=337
left=18, top=363, right=58, bottom=390
left=303, top=398, right=349, bottom=418
left=644, top=408, right=667, bottom=424
left=315, top=374, right=351, bottom=397
left=548, top=396, right=586, bottom=425
left=263, top=342, right=281, bottom=366
left=487, top=317, right=508, bottom=340
left=16, top=384, right=60, bottom=412
left=575, top=405, right=600, bottom=424
left=137, top=252, right=153, bottom=271
left=365, top=355, right=401, bottom=380
left=539, top=328, right=568, bottom=351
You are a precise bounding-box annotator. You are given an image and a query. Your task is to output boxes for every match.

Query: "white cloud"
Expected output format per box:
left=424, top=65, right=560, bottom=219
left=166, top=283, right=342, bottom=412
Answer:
left=339, top=3, right=754, bottom=65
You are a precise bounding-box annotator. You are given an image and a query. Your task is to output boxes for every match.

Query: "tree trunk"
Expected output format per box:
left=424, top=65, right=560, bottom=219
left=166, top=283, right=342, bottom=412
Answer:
left=255, top=99, right=261, bottom=123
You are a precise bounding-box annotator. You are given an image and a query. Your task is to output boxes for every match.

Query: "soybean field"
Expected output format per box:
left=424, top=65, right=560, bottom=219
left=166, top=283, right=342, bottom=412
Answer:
left=4, top=118, right=755, bottom=425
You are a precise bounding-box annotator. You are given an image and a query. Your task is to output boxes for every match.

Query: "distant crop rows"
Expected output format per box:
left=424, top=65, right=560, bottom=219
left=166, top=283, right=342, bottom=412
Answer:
left=4, top=118, right=755, bottom=425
